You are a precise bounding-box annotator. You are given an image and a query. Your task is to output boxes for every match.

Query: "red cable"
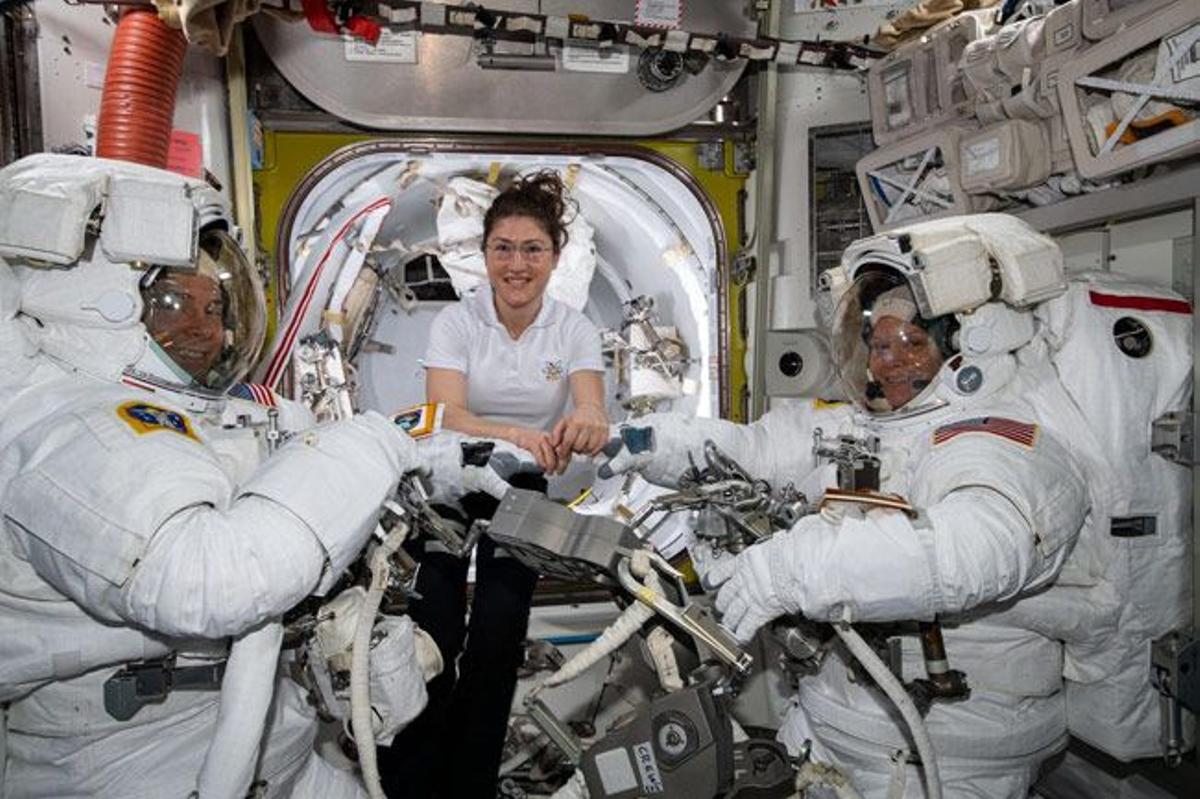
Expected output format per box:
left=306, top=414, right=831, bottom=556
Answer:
left=96, top=9, right=187, bottom=168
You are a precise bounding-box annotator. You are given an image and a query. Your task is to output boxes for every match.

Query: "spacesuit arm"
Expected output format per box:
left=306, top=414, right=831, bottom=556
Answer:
left=7, top=409, right=417, bottom=639
left=715, top=429, right=1088, bottom=636
left=605, top=401, right=840, bottom=487
left=792, top=486, right=1074, bottom=622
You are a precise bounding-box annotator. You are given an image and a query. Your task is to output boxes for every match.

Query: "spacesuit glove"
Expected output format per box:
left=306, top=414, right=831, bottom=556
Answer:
left=713, top=529, right=806, bottom=644
left=597, top=412, right=705, bottom=486
left=688, top=539, right=740, bottom=593
left=416, top=431, right=513, bottom=502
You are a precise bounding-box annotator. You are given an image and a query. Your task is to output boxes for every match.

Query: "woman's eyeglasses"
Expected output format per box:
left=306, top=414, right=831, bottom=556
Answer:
left=486, top=241, right=553, bottom=263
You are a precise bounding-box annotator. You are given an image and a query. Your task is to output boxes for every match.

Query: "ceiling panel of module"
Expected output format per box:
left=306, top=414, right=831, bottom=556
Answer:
left=252, top=0, right=753, bottom=134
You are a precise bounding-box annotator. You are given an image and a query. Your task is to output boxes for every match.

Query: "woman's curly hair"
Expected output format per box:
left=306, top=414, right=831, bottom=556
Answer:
left=483, top=170, right=577, bottom=253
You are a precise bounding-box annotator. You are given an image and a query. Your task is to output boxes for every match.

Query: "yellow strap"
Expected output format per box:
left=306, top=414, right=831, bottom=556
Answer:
left=321, top=309, right=348, bottom=325
left=486, top=161, right=502, bottom=186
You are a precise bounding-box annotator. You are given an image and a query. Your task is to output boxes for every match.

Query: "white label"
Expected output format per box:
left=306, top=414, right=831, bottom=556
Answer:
left=1052, top=22, right=1075, bottom=47
left=883, top=67, right=913, bottom=129
left=964, top=137, right=1001, bottom=176
left=594, top=748, right=638, bottom=794
left=344, top=30, right=419, bottom=63
left=636, top=0, right=683, bottom=29
left=83, top=61, right=106, bottom=90
left=633, top=742, right=664, bottom=793
left=1165, top=25, right=1200, bottom=82
left=561, top=44, right=631, bottom=74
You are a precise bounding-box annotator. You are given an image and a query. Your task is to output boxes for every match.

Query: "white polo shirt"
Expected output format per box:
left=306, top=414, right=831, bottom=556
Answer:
left=424, top=286, right=604, bottom=432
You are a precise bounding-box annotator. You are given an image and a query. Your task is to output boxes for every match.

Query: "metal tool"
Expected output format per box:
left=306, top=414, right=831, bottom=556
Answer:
left=812, top=427, right=881, bottom=492
left=394, top=476, right=476, bottom=559
left=617, top=556, right=752, bottom=676
left=624, top=439, right=808, bottom=554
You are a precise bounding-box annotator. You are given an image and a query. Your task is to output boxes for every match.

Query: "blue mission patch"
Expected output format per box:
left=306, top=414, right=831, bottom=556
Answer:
left=116, top=401, right=200, bottom=442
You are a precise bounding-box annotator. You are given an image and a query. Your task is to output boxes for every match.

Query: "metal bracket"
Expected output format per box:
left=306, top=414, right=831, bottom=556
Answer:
left=617, top=557, right=753, bottom=676
left=526, top=697, right=583, bottom=766
left=1150, top=630, right=1200, bottom=767
left=1151, top=412, right=1195, bottom=465
left=813, top=427, right=882, bottom=491
left=103, top=655, right=226, bottom=722
left=487, top=488, right=640, bottom=583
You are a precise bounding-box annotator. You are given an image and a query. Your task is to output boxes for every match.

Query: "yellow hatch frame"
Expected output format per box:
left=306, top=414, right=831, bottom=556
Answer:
left=253, top=131, right=750, bottom=421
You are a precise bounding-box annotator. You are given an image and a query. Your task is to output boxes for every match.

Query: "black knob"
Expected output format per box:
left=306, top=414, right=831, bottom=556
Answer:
left=778, top=350, right=803, bottom=378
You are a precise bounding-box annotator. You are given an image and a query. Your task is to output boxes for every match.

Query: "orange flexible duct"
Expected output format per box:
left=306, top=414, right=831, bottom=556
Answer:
left=95, top=9, right=187, bottom=168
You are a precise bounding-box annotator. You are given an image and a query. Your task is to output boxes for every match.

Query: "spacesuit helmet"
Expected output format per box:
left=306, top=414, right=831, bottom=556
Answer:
left=831, top=269, right=959, bottom=415
left=823, top=214, right=1068, bottom=417
left=138, top=225, right=265, bottom=393
left=0, top=153, right=265, bottom=397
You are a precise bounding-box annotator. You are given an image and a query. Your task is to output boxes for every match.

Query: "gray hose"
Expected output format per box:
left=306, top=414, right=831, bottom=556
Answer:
left=833, top=622, right=941, bottom=799
left=351, top=522, right=410, bottom=799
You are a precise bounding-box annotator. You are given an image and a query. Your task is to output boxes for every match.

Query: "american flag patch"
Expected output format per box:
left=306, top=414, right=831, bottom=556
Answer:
left=229, top=382, right=278, bottom=408
left=933, top=417, right=1038, bottom=448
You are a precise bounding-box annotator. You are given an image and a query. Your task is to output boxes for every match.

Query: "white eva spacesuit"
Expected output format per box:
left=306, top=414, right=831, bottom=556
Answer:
left=0, top=154, right=469, bottom=798
left=605, top=214, right=1193, bottom=796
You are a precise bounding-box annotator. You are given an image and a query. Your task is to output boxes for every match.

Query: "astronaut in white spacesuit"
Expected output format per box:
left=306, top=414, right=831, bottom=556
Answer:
left=605, top=215, right=1100, bottom=797
left=0, top=154, right=499, bottom=799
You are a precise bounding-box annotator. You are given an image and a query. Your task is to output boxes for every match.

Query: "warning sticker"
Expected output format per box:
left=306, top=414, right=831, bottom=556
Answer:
left=561, top=44, right=631, bottom=74
left=636, top=0, right=683, bottom=29
left=344, top=30, right=419, bottom=64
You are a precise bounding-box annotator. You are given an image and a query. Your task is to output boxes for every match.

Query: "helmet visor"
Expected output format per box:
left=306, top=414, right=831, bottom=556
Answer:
left=831, top=271, right=948, bottom=413
left=141, top=228, right=265, bottom=392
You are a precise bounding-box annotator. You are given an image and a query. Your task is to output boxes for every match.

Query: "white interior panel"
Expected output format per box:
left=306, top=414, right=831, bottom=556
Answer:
left=273, top=144, right=726, bottom=502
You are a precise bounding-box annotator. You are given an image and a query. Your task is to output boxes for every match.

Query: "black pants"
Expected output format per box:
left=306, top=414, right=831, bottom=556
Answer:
left=380, top=477, right=543, bottom=799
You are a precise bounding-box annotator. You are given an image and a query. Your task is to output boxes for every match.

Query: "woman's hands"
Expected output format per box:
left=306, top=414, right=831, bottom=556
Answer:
left=551, top=404, right=610, bottom=463
left=507, top=426, right=565, bottom=474
left=506, top=402, right=609, bottom=476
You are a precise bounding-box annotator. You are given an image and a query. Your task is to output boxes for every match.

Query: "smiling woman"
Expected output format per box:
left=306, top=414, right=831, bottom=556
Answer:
left=379, top=171, right=608, bottom=799
left=832, top=269, right=961, bottom=416
left=425, top=172, right=609, bottom=472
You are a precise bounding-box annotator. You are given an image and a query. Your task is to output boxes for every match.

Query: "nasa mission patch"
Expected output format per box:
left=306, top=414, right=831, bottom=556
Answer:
left=116, top=401, right=200, bottom=442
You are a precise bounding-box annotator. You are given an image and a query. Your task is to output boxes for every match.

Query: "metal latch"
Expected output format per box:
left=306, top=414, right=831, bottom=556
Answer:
left=1151, top=412, right=1195, bottom=465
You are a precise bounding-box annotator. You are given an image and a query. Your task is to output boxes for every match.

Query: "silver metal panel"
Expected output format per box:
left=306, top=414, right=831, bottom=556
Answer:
left=1016, top=163, right=1200, bottom=235
left=252, top=1, right=752, bottom=134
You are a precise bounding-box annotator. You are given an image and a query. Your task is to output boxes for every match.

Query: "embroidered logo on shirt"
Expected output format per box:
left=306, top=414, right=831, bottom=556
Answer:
left=116, top=401, right=200, bottom=442
left=542, top=359, right=565, bottom=382
left=932, top=416, right=1038, bottom=449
